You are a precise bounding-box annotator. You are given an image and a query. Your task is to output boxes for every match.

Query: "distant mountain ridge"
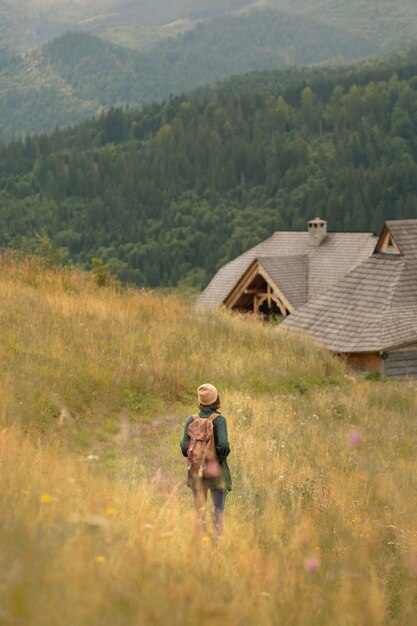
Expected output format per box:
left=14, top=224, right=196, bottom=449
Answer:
left=3, top=0, right=417, bottom=51
left=1, top=0, right=417, bottom=140
left=1, top=2, right=415, bottom=141
left=1, top=0, right=232, bottom=50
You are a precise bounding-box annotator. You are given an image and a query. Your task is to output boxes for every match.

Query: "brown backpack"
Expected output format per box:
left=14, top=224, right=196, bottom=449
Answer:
left=187, top=413, right=221, bottom=483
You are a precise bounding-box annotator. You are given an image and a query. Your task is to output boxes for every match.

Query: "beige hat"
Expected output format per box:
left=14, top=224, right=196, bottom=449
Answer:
left=197, top=383, right=218, bottom=406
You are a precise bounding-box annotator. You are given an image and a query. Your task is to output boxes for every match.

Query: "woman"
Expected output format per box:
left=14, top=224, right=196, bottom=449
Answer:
left=180, top=383, right=232, bottom=536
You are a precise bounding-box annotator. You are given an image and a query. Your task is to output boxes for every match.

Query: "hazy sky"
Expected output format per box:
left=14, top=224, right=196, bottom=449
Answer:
left=19, top=0, right=123, bottom=11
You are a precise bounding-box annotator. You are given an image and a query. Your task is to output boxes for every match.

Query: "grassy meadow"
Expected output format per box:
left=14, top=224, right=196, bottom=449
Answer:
left=0, top=254, right=416, bottom=625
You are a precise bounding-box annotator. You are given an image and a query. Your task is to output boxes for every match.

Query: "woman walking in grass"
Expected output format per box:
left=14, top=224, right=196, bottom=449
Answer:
left=180, top=383, right=232, bottom=537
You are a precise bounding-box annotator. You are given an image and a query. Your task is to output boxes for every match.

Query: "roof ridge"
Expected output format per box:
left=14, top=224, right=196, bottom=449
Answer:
left=257, top=253, right=308, bottom=260
left=326, top=231, right=377, bottom=235
left=386, top=219, right=417, bottom=225
left=270, top=230, right=376, bottom=235
left=392, top=256, right=412, bottom=303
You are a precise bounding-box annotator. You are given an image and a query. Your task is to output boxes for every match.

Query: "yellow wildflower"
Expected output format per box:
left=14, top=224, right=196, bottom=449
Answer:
left=106, top=507, right=118, bottom=516
left=40, top=494, right=53, bottom=504
left=95, top=556, right=106, bottom=564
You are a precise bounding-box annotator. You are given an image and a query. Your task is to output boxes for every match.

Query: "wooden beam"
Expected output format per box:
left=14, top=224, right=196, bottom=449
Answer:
left=257, top=266, right=294, bottom=314
left=224, top=258, right=295, bottom=314
left=244, top=289, right=272, bottom=296
left=246, top=288, right=289, bottom=317
left=271, top=293, right=286, bottom=317
left=258, top=291, right=287, bottom=317
left=225, top=260, right=261, bottom=309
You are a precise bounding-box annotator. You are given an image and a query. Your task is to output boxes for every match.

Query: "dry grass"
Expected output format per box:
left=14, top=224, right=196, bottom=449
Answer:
left=1, top=255, right=417, bottom=626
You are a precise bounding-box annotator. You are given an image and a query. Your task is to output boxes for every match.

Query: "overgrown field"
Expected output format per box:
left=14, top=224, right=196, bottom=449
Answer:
left=0, top=256, right=416, bottom=625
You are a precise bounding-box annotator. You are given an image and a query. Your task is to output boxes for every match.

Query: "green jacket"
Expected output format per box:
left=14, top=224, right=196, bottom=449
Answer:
left=180, top=407, right=232, bottom=491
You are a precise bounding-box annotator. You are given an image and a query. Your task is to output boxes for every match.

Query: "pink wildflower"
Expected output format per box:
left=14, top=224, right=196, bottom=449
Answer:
left=348, top=430, right=363, bottom=447
left=410, top=555, right=417, bottom=577
left=304, top=557, right=321, bottom=572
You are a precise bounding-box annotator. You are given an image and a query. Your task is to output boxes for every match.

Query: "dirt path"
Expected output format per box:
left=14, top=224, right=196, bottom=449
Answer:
left=111, top=409, right=185, bottom=491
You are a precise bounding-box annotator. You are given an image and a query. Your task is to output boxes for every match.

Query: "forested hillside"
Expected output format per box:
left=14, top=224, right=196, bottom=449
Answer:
left=3, top=1, right=417, bottom=140
left=0, top=10, right=374, bottom=141
left=1, top=51, right=417, bottom=288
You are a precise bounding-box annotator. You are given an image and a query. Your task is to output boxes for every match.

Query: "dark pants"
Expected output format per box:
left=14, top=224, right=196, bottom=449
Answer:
left=192, top=483, right=227, bottom=536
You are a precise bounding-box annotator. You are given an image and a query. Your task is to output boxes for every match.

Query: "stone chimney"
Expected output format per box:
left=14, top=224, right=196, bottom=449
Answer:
left=308, top=217, right=327, bottom=247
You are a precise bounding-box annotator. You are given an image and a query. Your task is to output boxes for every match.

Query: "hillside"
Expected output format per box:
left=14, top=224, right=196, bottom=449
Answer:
left=0, top=0, right=251, bottom=50
left=2, top=1, right=417, bottom=139
left=5, top=0, right=417, bottom=50
left=1, top=255, right=417, bottom=625
left=1, top=51, right=417, bottom=288
left=1, top=0, right=188, bottom=49
left=0, top=9, right=375, bottom=142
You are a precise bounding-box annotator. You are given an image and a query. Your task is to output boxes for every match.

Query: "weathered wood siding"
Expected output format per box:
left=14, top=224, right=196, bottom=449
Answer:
left=344, top=352, right=381, bottom=373
left=383, top=345, right=417, bottom=380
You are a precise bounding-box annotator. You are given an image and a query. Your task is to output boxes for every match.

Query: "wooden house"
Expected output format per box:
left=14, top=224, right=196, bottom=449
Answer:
left=198, top=218, right=377, bottom=317
left=282, top=220, right=417, bottom=379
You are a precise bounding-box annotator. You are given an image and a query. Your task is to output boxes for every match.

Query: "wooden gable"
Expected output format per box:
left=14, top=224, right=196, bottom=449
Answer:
left=374, top=225, right=401, bottom=255
left=223, top=259, right=294, bottom=317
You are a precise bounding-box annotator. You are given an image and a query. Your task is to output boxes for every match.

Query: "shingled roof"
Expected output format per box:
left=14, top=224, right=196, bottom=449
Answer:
left=257, top=255, right=308, bottom=309
left=385, top=219, right=417, bottom=257
left=282, top=220, right=417, bottom=353
left=198, top=228, right=377, bottom=310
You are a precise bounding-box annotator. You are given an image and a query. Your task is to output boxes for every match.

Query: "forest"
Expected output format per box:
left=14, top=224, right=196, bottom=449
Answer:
left=1, top=50, right=417, bottom=288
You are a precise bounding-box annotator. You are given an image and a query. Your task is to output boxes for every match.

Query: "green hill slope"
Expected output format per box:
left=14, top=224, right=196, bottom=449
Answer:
left=1, top=50, right=417, bottom=288
left=0, top=256, right=416, bottom=626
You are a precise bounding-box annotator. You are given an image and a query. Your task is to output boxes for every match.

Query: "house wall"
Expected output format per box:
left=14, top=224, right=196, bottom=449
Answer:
left=382, top=344, right=417, bottom=380
left=342, top=345, right=417, bottom=379
left=343, top=352, right=382, bottom=373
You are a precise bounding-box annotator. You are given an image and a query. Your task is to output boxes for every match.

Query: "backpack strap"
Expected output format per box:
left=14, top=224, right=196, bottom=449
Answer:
left=187, top=415, right=200, bottom=471
left=192, top=412, right=218, bottom=420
